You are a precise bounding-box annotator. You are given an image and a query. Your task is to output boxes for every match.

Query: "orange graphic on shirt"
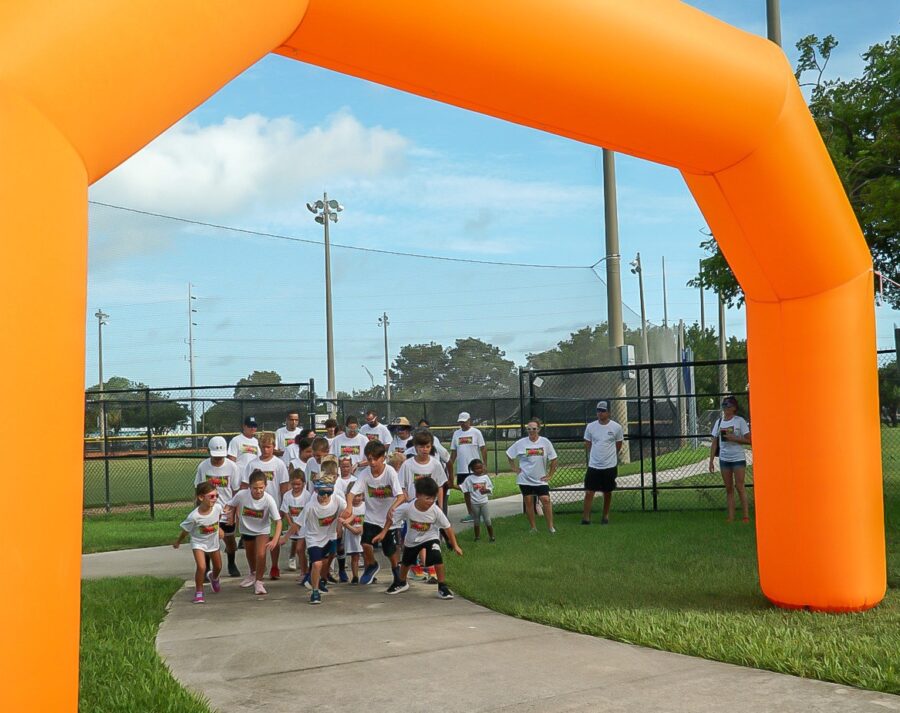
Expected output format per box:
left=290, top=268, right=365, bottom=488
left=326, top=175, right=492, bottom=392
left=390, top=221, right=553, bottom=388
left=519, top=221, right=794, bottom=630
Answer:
left=525, top=448, right=544, bottom=456
left=240, top=444, right=257, bottom=454
left=198, top=523, right=218, bottom=535
left=410, top=520, right=430, bottom=532
left=241, top=506, right=264, bottom=519
left=288, top=506, right=302, bottom=517
left=367, top=485, right=393, bottom=498
left=205, top=475, right=226, bottom=487
left=341, top=445, right=360, bottom=455
left=318, top=514, right=336, bottom=526
left=458, top=436, right=473, bottom=445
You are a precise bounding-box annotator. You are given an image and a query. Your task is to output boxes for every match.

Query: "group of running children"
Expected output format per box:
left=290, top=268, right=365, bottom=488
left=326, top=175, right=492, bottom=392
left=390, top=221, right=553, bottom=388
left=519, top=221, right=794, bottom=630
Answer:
left=174, top=414, right=495, bottom=606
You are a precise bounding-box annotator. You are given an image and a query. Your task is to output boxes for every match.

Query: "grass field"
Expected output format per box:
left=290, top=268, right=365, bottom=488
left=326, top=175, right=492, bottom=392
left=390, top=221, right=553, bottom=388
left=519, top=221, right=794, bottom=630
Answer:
left=80, top=577, right=211, bottom=713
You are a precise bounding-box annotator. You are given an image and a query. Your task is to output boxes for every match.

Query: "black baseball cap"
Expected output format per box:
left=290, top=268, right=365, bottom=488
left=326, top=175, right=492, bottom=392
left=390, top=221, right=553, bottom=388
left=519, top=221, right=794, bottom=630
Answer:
left=243, top=416, right=258, bottom=427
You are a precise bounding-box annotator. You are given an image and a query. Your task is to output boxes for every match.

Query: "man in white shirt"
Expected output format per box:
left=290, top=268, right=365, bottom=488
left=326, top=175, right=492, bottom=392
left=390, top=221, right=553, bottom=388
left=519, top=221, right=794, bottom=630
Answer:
left=274, top=410, right=302, bottom=458
left=360, top=408, right=392, bottom=445
left=330, top=416, right=369, bottom=470
left=582, top=401, right=624, bottom=525
left=448, top=412, right=487, bottom=522
left=227, top=416, right=260, bottom=472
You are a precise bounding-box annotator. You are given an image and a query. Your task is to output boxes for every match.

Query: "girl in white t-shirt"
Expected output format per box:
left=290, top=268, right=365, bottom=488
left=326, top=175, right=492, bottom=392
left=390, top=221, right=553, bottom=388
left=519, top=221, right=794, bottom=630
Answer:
left=340, top=493, right=366, bottom=583
left=225, top=471, right=283, bottom=596
left=173, top=481, right=223, bottom=604
left=709, top=396, right=752, bottom=522
left=280, top=470, right=310, bottom=577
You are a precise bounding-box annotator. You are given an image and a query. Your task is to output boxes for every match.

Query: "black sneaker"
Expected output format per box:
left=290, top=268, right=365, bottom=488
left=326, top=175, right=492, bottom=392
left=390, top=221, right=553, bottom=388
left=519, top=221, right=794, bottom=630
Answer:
left=319, top=579, right=329, bottom=593
left=437, top=584, right=454, bottom=600
left=227, top=562, right=241, bottom=577
left=327, top=574, right=338, bottom=584
left=601, top=517, right=610, bottom=525
left=350, top=576, right=359, bottom=585
left=360, top=562, right=380, bottom=585
left=580, top=520, right=591, bottom=526
left=386, top=581, right=410, bottom=595
left=309, top=590, right=322, bottom=605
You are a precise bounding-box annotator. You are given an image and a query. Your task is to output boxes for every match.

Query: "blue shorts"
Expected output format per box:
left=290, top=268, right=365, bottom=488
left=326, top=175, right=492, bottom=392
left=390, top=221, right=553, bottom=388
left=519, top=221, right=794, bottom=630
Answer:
left=307, top=540, right=338, bottom=562
left=719, top=459, right=747, bottom=471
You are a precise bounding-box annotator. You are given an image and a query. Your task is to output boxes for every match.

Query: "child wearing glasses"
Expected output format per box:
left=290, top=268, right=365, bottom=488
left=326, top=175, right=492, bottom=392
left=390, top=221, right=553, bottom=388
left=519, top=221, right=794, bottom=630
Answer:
left=173, top=481, right=224, bottom=604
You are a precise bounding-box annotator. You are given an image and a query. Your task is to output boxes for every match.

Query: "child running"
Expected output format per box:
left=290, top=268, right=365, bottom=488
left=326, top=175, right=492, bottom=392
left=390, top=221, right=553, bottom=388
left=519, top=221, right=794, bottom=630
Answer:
left=373, top=476, right=463, bottom=599
left=173, top=481, right=224, bottom=604
left=340, top=492, right=365, bottom=584
left=194, top=435, right=242, bottom=576
left=298, top=468, right=346, bottom=605
left=460, top=459, right=495, bottom=542
left=225, top=470, right=283, bottom=595
left=280, top=471, right=311, bottom=575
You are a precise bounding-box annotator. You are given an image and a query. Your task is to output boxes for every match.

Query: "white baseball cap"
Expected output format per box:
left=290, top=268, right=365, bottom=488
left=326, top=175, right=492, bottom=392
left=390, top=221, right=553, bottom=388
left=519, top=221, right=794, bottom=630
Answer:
left=457, top=412, right=471, bottom=422
left=208, top=436, right=227, bottom=457
left=595, top=401, right=609, bottom=412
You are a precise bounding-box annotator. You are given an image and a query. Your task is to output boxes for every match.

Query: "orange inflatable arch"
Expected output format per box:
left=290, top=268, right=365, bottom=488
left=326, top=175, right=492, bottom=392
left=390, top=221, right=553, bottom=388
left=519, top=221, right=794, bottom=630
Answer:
left=0, top=1, right=885, bottom=709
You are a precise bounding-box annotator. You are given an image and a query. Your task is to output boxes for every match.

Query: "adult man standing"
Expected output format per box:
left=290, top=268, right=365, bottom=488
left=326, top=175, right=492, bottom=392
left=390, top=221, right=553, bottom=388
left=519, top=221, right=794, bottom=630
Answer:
left=360, top=408, right=392, bottom=445
left=274, top=410, right=302, bottom=458
left=227, top=416, right=261, bottom=472
left=449, top=412, right=487, bottom=522
left=582, top=401, right=624, bottom=525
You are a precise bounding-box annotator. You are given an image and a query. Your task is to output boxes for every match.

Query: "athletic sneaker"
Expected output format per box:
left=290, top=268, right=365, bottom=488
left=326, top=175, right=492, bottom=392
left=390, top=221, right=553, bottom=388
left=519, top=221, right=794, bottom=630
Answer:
left=300, top=573, right=311, bottom=589
left=437, top=584, right=454, bottom=600
left=227, top=562, right=241, bottom=577
left=326, top=574, right=338, bottom=584
left=339, top=570, right=349, bottom=583
left=581, top=520, right=591, bottom=525
left=254, top=580, right=267, bottom=595
left=360, top=562, right=380, bottom=585
left=270, top=566, right=281, bottom=580
left=460, top=515, right=474, bottom=523
left=310, top=590, right=322, bottom=605
left=549, top=527, right=557, bottom=534
left=386, top=581, right=410, bottom=595
left=350, top=576, right=359, bottom=585
left=426, top=575, right=439, bottom=585
left=240, top=574, right=256, bottom=588
left=192, top=591, right=205, bottom=604
left=410, top=565, right=425, bottom=579
left=489, top=537, right=496, bottom=542
left=529, top=528, right=538, bottom=534
left=287, top=557, right=297, bottom=571
left=210, top=577, right=221, bottom=593
left=601, top=517, right=610, bottom=525
left=319, top=579, right=329, bottom=594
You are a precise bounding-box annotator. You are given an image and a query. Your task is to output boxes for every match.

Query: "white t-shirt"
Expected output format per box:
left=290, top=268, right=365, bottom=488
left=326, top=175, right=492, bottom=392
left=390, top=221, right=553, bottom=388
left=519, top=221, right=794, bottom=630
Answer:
left=241, top=456, right=289, bottom=506
left=342, top=503, right=365, bottom=554
left=398, top=456, right=448, bottom=501
left=302, top=492, right=347, bottom=548
left=506, top=436, right=558, bottom=486
left=712, top=416, right=750, bottom=462
left=227, top=490, right=280, bottom=536
left=194, top=459, right=241, bottom=520
left=584, top=420, right=624, bottom=469
left=275, top=426, right=302, bottom=454
left=389, top=434, right=411, bottom=458
left=288, top=457, right=310, bottom=477
left=335, top=475, right=357, bottom=498
left=280, top=489, right=311, bottom=540
left=282, top=442, right=300, bottom=465
left=180, top=503, right=224, bottom=552
left=304, top=458, right=321, bottom=492
left=228, top=434, right=260, bottom=470
left=349, top=465, right=403, bottom=527
left=360, top=422, right=392, bottom=445
left=394, top=502, right=451, bottom=547
left=330, top=433, right=370, bottom=467
left=461, top=474, right=494, bottom=505
left=451, top=427, right=485, bottom=474
left=404, top=439, right=451, bottom=465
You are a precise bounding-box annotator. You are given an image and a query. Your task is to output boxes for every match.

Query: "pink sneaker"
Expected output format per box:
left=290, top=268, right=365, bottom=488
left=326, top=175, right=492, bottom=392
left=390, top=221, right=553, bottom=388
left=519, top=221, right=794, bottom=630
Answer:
left=192, top=591, right=205, bottom=604
left=239, top=574, right=256, bottom=588
left=210, top=576, right=221, bottom=593
left=254, top=580, right=267, bottom=595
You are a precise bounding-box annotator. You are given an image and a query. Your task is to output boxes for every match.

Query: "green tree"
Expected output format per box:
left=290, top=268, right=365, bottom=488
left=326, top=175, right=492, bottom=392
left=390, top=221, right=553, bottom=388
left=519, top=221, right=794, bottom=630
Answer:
left=442, top=338, right=517, bottom=397
left=390, top=342, right=450, bottom=399
left=690, top=34, right=900, bottom=308
left=526, top=322, right=673, bottom=370
left=202, top=370, right=308, bottom=433
left=85, top=377, right=189, bottom=435
left=879, top=358, right=900, bottom=426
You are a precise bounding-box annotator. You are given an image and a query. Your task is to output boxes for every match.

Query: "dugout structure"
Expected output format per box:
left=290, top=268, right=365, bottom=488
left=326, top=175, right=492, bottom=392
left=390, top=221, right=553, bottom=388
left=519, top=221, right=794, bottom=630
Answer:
left=0, top=1, right=885, bottom=710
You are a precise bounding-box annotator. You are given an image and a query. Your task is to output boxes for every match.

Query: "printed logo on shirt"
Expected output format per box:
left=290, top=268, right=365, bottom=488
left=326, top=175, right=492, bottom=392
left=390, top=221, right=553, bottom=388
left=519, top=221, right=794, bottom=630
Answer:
left=318, top=514, right=336, bottom=527
left=474, top=483, right=487, bottom=493
left=240, top=444, right=257, bottom=454
left=351, top=515, right=364, bottom=526
left=262, top=471, right=275, bottom=482
left=525, top=448, right=544, bottom=456
left=365, top=433, right=379, bottom=441
left=458, top=436, right=474, bottom=445
left=413, top=472, right=431, bottom=481
left=341, top=445, right=360, bottom=455
left=205, top=475, right=226, bottom=487
left=410, top=520, right=431, bottom=532
left=288, top=506, right=302, bottom=517
left=198, top=523, right=218, bottom=535
left=242, top=506, right=264, bottom=519
left=367, top=485, right=394, bottom=499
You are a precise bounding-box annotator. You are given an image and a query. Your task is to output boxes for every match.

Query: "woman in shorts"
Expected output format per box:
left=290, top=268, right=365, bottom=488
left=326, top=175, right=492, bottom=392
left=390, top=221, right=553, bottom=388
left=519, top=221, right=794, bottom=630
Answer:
left=709, top=396, right=752, bottom=522
left=506, top=419, right=558, bottom=533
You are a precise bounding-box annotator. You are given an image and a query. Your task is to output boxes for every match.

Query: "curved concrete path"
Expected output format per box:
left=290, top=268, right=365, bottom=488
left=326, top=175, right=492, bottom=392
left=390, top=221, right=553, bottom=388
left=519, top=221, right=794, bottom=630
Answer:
left=83, top=498, right=899, bottom=712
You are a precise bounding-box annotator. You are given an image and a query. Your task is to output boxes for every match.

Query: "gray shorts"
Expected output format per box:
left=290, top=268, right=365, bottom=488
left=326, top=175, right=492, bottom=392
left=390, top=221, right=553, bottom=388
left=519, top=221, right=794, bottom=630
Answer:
left=471, top=501, right=492, bottom=527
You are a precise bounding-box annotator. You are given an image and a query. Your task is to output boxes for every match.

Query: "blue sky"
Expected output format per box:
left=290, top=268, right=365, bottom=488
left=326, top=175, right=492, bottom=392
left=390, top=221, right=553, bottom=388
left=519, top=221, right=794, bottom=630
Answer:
left=86, top=1, right=900, bottom=394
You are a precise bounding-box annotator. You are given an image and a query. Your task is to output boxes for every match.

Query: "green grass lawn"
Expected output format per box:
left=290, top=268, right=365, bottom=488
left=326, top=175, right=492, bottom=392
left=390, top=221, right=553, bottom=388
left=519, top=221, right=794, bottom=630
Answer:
left=83, top=509, right=187, bottom=553
left=80, top=577, right=212, bottom=713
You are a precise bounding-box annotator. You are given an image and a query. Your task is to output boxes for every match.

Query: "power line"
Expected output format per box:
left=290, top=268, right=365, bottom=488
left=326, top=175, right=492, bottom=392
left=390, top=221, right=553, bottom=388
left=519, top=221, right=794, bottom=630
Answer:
left=89, top=200, right=596, bottom=271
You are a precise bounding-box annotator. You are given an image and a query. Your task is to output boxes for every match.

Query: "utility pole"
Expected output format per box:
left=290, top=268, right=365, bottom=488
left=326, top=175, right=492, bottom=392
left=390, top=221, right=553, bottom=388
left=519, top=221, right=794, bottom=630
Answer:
left=629, top=252, right=650, bottom=363
left=718, top=294, right=729, bottom=394
left=307, top=194, right=343, bottom=417
left=95, top=309, right=109, bottom=451
left=378, top=312, right=391, bottom=419
left=699, top=259, right=706, bottom=331
left=602, top=149, right=630, bottom=463
left=187, top=283, right=197, bottom=445
left=766, top=0, right=782, bottom=47
left=662, top=256, right=669, bottom=329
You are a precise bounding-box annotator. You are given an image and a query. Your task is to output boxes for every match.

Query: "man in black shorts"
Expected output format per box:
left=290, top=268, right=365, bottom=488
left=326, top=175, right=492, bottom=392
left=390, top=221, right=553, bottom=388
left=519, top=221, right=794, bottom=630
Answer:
left=582, top=401, right=624, bottom=525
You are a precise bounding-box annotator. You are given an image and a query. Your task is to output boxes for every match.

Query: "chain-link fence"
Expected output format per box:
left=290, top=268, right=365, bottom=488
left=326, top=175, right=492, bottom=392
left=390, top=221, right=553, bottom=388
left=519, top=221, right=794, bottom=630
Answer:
left=83, top=350, right=899, bottom=518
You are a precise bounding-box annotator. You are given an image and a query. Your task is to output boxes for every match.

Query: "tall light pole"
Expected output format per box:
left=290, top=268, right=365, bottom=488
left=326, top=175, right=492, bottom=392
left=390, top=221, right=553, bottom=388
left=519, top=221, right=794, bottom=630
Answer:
left=662, top=255, right=669, bottom=329
left=95, top=309, right=109, bottom=453
left=718, top=294, right=729, bottom=394
left=187, top=283, right=197, bottom=443
left=629, top=253, right=650, bottom=363
left=307, top=193, right=343, bottom=416
left=378, top=312, right=391, bottom=418
left=766, top=0, right=782, bottom=47
left=699, top=259, right=706, bottom=331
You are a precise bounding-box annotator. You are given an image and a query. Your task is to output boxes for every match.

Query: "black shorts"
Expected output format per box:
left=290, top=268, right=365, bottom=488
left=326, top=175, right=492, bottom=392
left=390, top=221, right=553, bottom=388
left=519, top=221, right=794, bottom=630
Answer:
left=456, top=472, right=471, bottom=486
left=585, top=466, right=618, bottom=493
left=362, top=522, right=398, bottom=557
left=519, top=484, right=550, bottom=497
left=307, top=540, right=337, bottom=563
left=240, top=533, right=258, bottom=542
left=401, top=540, right=443, bottom=567
left=220, top=522, right=236, bottom=535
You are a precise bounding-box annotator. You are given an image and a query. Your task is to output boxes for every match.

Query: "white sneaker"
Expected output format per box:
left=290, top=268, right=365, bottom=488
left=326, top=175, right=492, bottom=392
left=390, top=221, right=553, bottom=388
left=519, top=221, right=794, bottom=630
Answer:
left=287, top=557, right=297, bottom=571
left=240, top=574, right=256, bottom=588
left=549, top=527, right=557, bottom=534
left=254, top=580, right=268, bottom=595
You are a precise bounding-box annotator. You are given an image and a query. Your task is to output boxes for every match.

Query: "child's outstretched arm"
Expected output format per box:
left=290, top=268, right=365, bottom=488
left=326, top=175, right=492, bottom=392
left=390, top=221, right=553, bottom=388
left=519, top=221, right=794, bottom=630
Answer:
left=223, top=505, right=236, bottom=526
left=371, top=515, right=393, bottom=544
left=442, top=525, right=464, bottom=557
left=172, top=529, right=189, bottom=549
left=267, top=518, right=283, bottom=551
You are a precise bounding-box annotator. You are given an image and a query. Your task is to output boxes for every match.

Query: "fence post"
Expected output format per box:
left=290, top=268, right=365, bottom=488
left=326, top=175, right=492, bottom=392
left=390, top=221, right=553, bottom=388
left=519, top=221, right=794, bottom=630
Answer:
left=102, top=400, right=110, bottom=513
left=637, top=365, right=646, bottom=511
left=648, top=365, right=658, bottom=511
left=308, top=378, right=316, bottom=430
left=146, top=388, right=155, bottom=519
left=492, top=399, right=499, bottom=476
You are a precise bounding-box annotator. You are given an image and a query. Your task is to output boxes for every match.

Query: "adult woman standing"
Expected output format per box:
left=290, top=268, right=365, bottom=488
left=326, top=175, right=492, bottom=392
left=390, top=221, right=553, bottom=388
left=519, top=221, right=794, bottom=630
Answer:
left=506, top=419, right=558, bottom=533
left=709, top=396, right=752, bottom=522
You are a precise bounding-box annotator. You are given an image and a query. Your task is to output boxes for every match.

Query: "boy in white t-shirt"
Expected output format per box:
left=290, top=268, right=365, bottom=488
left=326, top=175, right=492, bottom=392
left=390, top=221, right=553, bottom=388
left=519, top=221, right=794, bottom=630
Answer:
left=330, top=416, right=370, bottom=471
left=240, top=432, right=290, bottom=580
left=298, top=472, right=347, bottom=605
left=224, top=471, right=282, bottom=596
left=280, top=470, right=310, bottom=575
left=288, top=437, right=314, bottom=480
left=194, top=435, right=242, bottom=577
left=709, top=396, right=752, bottom=522
left=173, top=481, right=224, bottom=604
left=460, top=459, right=495, bottom=542
left=274, top=410, right=302, bottom=457
left=373, top=476, right=463, bottom=599
left=305, top=436, right=331, bottom=492
left=340, top=492, right=366, bottom=584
